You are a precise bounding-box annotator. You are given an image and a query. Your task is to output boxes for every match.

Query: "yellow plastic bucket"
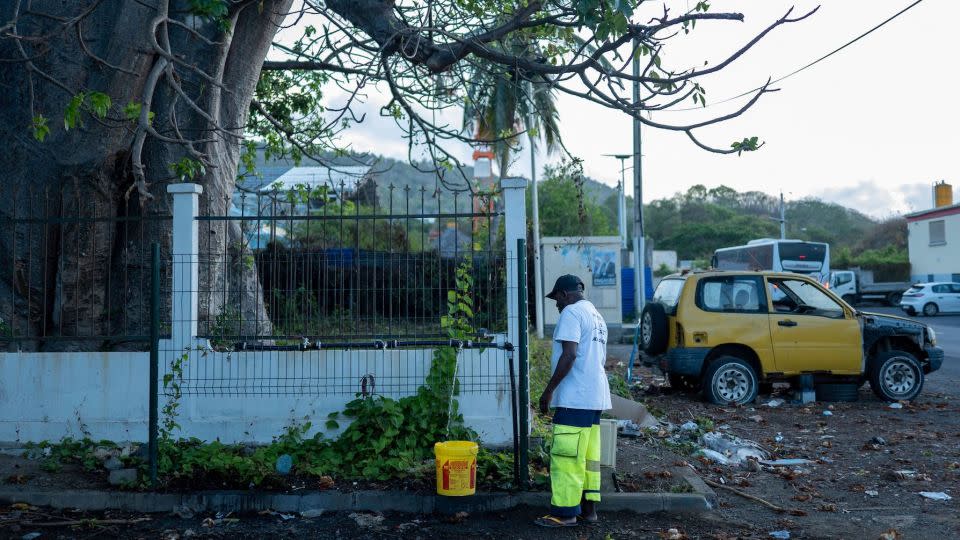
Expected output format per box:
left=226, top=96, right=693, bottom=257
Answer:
left=434, top=441, right=478, bottom=496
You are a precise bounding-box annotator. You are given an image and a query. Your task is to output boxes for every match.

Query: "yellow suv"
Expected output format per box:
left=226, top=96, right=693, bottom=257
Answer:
left=639, top=271, right=943, bottom=405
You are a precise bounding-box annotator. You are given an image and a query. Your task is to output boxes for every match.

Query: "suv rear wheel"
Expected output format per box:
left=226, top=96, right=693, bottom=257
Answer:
left=869, top=351, right=924, bottom=402
left=640, top=303, right=669, bottom=355
left=702, top=356, right=758, bottom=405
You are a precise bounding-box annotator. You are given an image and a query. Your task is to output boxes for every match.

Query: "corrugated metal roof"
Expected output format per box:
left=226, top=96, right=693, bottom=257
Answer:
left=261, top=165, right=370, bottom=192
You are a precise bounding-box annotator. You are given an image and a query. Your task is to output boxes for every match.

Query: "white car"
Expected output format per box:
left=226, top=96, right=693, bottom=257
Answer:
left=900, top=282, right=960, bottom=316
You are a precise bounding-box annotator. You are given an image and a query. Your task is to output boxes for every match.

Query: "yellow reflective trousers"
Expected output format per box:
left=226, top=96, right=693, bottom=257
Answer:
left=549, top=421, right=601, bottom=517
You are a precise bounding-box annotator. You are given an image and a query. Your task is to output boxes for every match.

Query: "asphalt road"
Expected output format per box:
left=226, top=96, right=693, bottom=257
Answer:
left=860, top=305, right=960, bottom=392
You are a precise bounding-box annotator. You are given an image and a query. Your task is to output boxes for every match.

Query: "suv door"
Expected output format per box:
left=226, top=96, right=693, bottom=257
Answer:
left=688, top=275, right=773, bottom=359
left=766, top=276, right=861, bottom=374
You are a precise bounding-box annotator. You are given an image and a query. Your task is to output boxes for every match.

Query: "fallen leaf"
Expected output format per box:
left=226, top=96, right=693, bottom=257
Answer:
left=818, top=503, right=837, bottom=512
left=318, top=475, right=335, bottom=489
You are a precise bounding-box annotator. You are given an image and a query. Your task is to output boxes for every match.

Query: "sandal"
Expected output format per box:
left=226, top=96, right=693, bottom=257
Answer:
left=534, top=515, right=578, bottom=528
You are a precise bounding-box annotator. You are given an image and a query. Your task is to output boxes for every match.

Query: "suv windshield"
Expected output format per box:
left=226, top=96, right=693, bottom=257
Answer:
left=653, top=279, right=684, bottom=314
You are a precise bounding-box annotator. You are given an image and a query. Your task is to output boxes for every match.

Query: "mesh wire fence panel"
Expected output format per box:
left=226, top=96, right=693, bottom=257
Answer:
left=160, top=182, right=516, bottom=397
left=0, top=181, right=170, bottom=347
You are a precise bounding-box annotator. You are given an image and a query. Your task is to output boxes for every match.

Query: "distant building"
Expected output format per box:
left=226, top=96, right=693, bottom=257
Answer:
left=232, top=165, right=372, bottom=249
left=906, top=181, right=960, bottom=283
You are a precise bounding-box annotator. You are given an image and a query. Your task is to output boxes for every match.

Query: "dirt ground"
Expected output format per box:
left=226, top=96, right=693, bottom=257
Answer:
left=3, top=368, right=959, bottom=539
left=628, top=366, right=960, bottom=540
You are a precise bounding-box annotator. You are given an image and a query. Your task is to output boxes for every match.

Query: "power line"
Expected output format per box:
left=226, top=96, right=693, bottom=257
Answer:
left=664, top=0, right=925, bottom=112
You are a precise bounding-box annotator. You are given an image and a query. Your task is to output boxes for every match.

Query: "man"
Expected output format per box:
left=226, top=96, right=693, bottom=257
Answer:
left=534, top=274, right=612, bottom=528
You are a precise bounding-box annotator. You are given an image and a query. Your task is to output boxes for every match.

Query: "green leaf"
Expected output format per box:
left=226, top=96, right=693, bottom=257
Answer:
left=32, top=115, right=49, bottom=142
left=87, top=92, right=111, bottom=118
left=325, top=420, right=339, bottom=430
left=64, top=93, right=85, bottom=130
left=124, top=101, right=142, bottom=120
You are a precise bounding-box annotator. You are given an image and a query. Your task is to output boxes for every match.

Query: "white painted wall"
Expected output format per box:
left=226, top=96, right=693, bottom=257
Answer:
left=541, top=236, right=623, bottom=327
left=652, top=250, right=678, bottom=271
left=0, top=347, right=514, bottom=446
left=907, top=213, right=960, bottom=282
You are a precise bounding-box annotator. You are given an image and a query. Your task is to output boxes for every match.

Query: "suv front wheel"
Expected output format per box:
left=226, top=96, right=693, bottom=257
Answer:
left=702, top=356, right=758, bottom=405
left=869, top=351, right=924, bottom=402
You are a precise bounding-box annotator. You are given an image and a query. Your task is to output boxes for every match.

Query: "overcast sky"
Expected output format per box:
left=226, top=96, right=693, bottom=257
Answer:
left=287, top=1, right=958, bottom=218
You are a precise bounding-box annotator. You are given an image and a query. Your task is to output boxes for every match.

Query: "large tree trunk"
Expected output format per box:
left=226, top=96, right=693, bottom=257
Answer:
left=0, top=1, right=290, bottom=351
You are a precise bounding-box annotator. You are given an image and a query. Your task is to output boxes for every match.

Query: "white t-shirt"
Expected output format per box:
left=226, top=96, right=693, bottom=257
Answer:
left=550, top=299, right=613, bottom=411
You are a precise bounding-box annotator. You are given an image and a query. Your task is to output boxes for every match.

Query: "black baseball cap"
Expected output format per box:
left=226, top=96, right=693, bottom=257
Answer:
left=546, top=274, right=585, bottom=299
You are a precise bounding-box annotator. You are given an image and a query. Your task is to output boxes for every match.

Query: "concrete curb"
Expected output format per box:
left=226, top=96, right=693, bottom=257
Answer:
left=0, top=487, right=713, bottom=516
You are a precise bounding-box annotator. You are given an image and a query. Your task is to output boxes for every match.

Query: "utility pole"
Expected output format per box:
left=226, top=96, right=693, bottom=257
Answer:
left=632, top=38, right=645, bottom=318
left=779, top=192, right=786, bottom=239
left=530, top=143, right=544, bottom=339
left=770, top=192, right=786, bottom=239
left=603, top=154, right=631, bottom=250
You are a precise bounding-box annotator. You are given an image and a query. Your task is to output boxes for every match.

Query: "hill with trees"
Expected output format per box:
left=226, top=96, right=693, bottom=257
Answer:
left=260, top=151, right=907, bottom=268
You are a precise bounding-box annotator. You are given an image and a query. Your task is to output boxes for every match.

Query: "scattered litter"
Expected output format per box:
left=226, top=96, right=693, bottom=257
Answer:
left=774, top=432, right=784, bottom=443
left=878, top=530, right=903, bottom=540
left=866, top=490, right=879, bottom=497
left=748, top=414, right=765, bottom=423
left=759, top=459, right=815, bottom=467
left=822, top=410, right=833, bottom=416
left=769, top=531, right=791, bottom=540
left=765, top=399, right=785, bottom=408
left=278, top=513, right=296, bottom=521
left=696, top=448, right=731, bottom=465
left=21, top=533, right=42, bottom=540
left=918, top=492, right=952, bottom=501
left=301, top=509, right=325, bottom=519
left=700, top=431, right=768, bottom=466
left=202, top=517, right=216, bottom=528
left=444, top=511, right=470, bottom=524
left=889, top=403, right=904, bottom=410
left=172, top=504, right=195, bottom=519
left=870, top=436, right=887, bottom=446
left=183, top=530, right=197, bottom=538
left=350, top=512, right=385, bottom=529
left=887, top=470, right=918, bottom=481
left=680, top=421, right=699, bottom=432
left=663, top=528, right=686, bottom=540
left=275, top=454, right=293, bottom=475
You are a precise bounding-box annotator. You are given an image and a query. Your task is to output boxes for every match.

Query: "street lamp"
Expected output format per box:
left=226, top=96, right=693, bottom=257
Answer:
left=603, top=154, right=632, bottom=250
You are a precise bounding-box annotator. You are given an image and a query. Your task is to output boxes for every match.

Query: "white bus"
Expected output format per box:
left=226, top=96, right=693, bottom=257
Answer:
left=711, top=239, right=831, bottom=285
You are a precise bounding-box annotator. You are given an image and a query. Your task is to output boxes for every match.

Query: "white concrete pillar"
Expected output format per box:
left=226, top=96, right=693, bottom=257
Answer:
left=168, top=183, right=202, bottom=352
left=502, top=177, right=528, bottom=348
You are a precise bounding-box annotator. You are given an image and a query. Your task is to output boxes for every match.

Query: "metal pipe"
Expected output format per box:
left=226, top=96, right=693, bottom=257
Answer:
left=632, top=37, right=646, bottom=318
left=530, top=144, right=544, bottom=339
left=149, top=242, right=160, bottom=488
left=516, top=238, right=530, bottom=489
left=508, top=349, right=520, bottom=488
